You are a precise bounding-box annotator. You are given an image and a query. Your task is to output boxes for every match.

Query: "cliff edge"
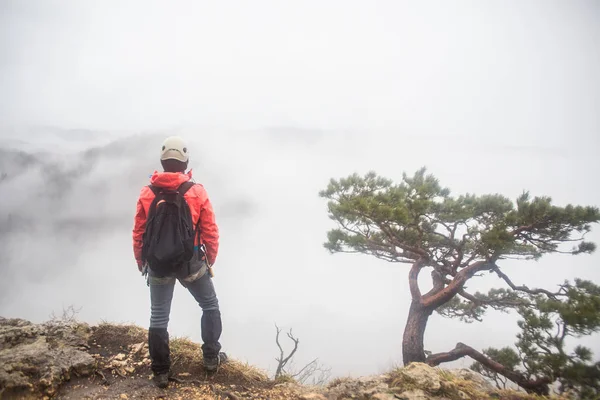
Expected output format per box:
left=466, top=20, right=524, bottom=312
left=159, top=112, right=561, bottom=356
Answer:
left=0, top=317, right=568, bottom=400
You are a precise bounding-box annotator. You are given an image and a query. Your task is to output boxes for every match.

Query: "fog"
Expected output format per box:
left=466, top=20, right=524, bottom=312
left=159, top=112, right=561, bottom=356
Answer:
left=1, top=0, right=599, bottom=379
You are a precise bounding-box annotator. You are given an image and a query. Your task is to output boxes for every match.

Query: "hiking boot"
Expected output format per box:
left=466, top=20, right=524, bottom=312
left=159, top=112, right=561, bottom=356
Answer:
left=153, top=372, right=169, bottom=388
left=204, top=352, right=228, bottom=372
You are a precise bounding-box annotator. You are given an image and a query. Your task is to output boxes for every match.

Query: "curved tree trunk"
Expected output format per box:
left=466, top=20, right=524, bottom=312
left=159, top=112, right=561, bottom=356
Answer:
left=402, top=300, right=433, bottom=365
left=426, top=342, right=551, bottom=395
left=401, top=260, right=489, bottom=365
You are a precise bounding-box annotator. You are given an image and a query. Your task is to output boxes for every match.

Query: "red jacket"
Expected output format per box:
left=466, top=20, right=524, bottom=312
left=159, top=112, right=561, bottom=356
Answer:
left=132, top=170, right=219, bottom=267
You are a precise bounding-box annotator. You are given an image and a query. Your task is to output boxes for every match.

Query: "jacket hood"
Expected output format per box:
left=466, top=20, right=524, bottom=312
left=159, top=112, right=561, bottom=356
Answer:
left=149, top=170, right=193, bottom=189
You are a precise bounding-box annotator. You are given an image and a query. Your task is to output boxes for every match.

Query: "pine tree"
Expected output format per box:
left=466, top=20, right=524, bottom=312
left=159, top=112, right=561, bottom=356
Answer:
left=319, top=168, right=600, bottom=394
left=470, top=279, right=600, bottom=397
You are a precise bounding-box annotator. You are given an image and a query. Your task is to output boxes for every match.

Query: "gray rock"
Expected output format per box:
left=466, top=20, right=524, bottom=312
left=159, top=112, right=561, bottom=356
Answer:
left=457, top=390, right=470, bottom=399
left=398, top=363, right=442, bottom=393
left=449, top=368, right=495, bottom=392
left=325, top=374, right=392, bottom=399
left=0, top=317, right=96, bottom=398
left=396, top=389, right=431, bottom=400
left=372, top=393, right=399, bottom=400
left=300, top=393, right=328, bottom=400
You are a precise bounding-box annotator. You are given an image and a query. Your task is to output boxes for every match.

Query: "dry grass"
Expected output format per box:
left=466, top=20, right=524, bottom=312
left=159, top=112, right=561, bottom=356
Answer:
left=87, top=323, right=573, bottom=400
left=274, top=374, right=297, bottom=385
left=219, top=358, right=270, bottom=385
left=170, top=336, right=203, bottom=364
left=169, top=334, right=270, bottom=385
left=434, top=368, right=490, bottom=400
left=387, top=368, right=422, bottom=393
left=488, top=391, right=567, bottom=400
left=386, top=365, right=564, bottom=400
left=327, top=376, right=353, bottom=388
left=92, top=323, right=272, bottom=388
left=435, top=368, right=569, bottom=400
left=95, top=321, right=146, bottom=343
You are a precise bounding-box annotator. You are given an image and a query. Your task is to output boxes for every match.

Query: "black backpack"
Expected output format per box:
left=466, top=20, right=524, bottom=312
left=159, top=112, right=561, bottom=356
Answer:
left=141, top=181, right=197, bottom=275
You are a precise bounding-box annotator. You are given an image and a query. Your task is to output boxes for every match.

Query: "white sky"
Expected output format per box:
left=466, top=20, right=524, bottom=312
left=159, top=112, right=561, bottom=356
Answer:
left=1, top=0, right=599, bottom=380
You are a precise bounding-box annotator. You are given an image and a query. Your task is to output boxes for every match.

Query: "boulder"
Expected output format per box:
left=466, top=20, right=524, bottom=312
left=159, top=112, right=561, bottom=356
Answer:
left=300, top=393, right=328, bottom=400
left=0, top=317, right=96, bottom=398
left=325, top=374, right=391, bottom=399
left=449, top=368, right=495, bottom=392
left=372, top=393, right=401, bottom=400
left=398, top=363, right=442, bottom=393
left=395, top=389, right=432, bottom=400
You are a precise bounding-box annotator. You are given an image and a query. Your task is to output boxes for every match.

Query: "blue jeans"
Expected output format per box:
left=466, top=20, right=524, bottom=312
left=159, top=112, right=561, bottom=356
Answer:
left=147, top=265, right=222, bottom=374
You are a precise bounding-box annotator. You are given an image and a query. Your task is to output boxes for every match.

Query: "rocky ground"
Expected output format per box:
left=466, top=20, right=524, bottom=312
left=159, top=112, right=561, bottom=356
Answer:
left=0, top=317, right=569, bottom=400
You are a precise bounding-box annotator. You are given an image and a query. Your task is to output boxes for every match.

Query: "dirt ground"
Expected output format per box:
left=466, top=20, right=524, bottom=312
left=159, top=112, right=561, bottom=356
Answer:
left=53, top=324, right=302, bottom=400
left=57, top=376, right=303, bottom=400
left=1, top=319, right=561, bottom=400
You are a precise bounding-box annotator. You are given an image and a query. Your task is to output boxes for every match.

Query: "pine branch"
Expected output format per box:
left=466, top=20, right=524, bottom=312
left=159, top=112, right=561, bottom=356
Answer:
left=422, top=261, right=492, bottom=308
left=426, top=343, right=552, bottom=395
left=492, top=266, right=564, bottom=299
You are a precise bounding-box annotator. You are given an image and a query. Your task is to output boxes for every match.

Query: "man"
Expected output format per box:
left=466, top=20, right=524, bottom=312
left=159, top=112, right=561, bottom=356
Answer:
left=132, top=136, right=225, bottom=388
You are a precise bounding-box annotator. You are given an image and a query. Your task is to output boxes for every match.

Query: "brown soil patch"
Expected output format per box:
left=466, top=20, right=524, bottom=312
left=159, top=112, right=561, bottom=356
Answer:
left=54, top=323, right=301, bottom=399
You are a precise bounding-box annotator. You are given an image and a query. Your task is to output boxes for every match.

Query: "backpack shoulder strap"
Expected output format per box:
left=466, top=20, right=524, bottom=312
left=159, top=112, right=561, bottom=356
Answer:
left=176, top=181, right=203, bottom=243
left=148, top=184, right=160, bottom=195
left=148, top=182, right=194, bottom=197
left=146, top=185, right=162, bottom=217
left=178, top=181, right=195, bottom=196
